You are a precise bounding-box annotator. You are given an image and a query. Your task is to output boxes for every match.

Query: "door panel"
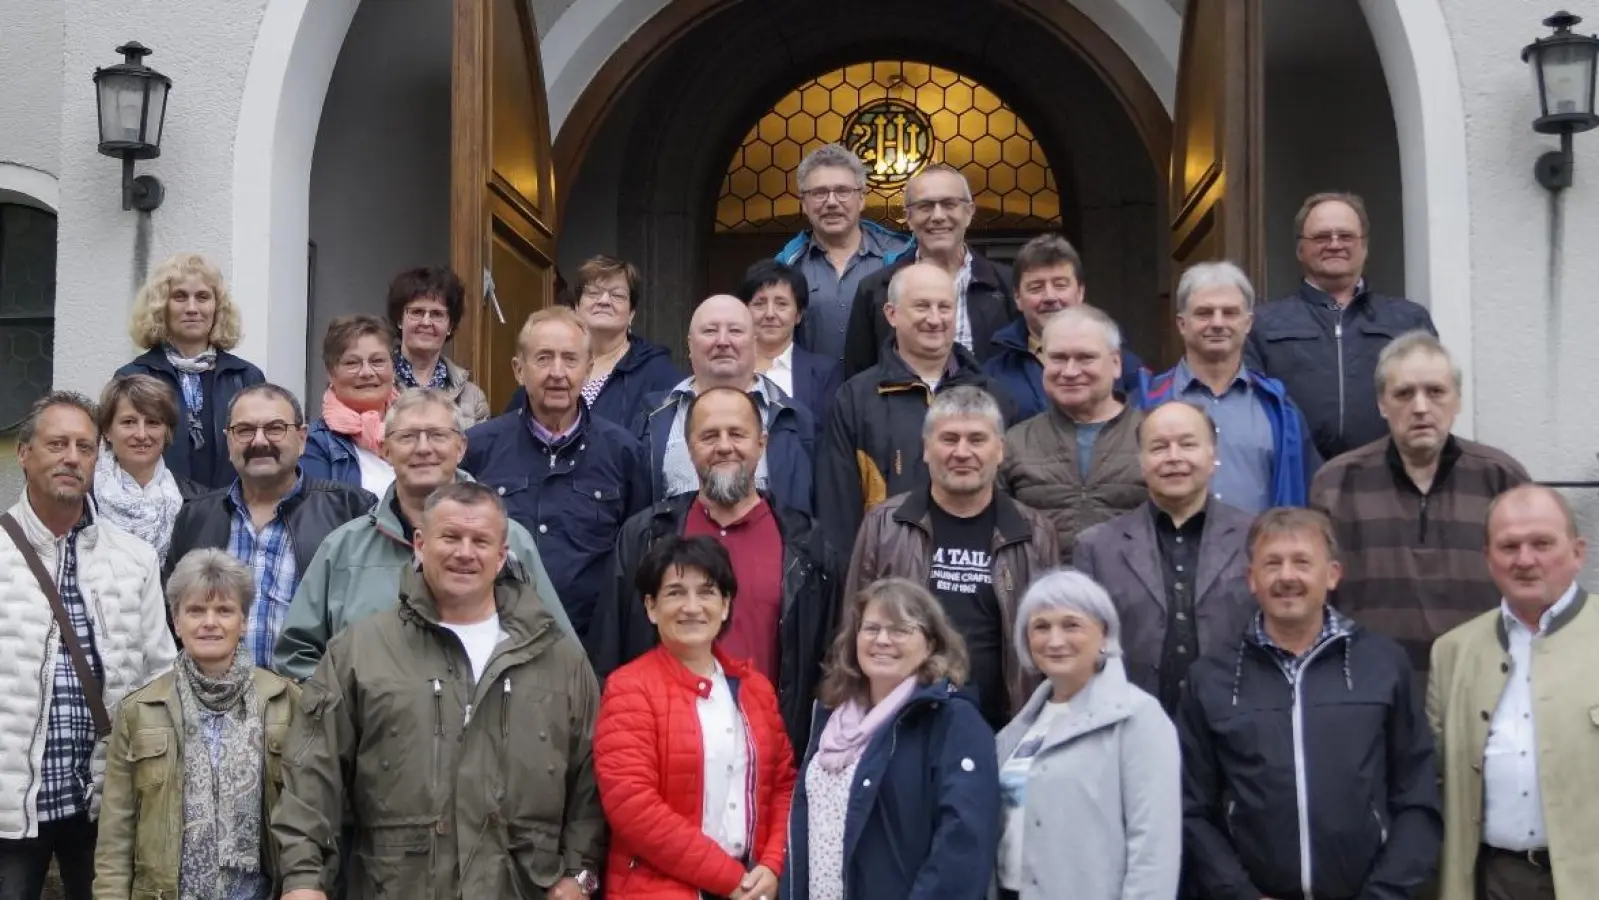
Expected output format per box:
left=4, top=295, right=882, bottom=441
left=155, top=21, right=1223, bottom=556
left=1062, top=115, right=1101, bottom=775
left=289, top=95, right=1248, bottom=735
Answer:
left=453, top=0, right=557, bottom=412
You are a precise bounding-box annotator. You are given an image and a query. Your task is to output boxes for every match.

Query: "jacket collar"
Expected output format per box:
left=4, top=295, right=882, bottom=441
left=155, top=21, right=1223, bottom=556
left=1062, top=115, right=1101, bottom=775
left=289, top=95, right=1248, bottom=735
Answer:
left=397, top=565, right=554, bottom=646
left=873, top=341, right=984, bottom=388
left=1383, top=434, right=1462, bottom=495
left=9, top=490, right=98, bottom=554
left=132, top=346, right=254, bottom=376
left=650, top=644, right=754, bottom=699
left=1003, top=657, right=1137, bottom=754
left=225, top=469, right=306, bottom=517
left=1495, top=586, right=1588, bottom=646
left=368, top=469, right=481, bottom=545
left=892, top=486, right=1034, bottom=547
left=653, top=490, right=812, bottom=549
left=1295, top=278, right=1371, bottom=312
left=990, top=317, right=1033, bottom=354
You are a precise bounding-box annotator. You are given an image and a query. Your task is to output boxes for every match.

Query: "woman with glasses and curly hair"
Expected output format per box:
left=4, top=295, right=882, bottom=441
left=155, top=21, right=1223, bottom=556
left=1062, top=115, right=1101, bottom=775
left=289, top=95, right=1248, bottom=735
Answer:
left=117, top=253, right=266, bottom=489
left=301, top=315, right=400, bottom=495
left=786, top=578, right=1000, bottom=900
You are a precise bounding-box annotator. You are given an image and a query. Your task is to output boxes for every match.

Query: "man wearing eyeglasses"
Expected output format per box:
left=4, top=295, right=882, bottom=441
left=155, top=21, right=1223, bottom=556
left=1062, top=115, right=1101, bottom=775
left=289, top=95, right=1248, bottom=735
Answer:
left=164, top=383, right=374, bottom=669
left=776, top=143, right=910, bottom=362
left=275, top=388, right=574, bottom=681
left=843, top=163, right=1019, bottom=377
left=1245, top=192, right=1437, bottom=461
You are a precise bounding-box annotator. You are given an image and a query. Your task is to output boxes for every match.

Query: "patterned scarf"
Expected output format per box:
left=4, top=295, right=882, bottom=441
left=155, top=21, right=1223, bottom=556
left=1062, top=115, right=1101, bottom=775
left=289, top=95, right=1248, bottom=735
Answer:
left=176, top=649, right=264, bottom=900
left=92, top=450, right=184, bottom=565
left=393, top=349, right=449, bottom=391
left=164, top=344, right=218, bottom=452
left=320, top=387, right=392, bottom=454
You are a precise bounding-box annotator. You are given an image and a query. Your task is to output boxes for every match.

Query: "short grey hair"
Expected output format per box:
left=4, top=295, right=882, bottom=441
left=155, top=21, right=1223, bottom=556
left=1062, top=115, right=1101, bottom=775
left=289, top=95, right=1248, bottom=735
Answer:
left=923, top=386, right=1005, bottom=441
left=166, top=548, right=256, bottom=622
left=1175, top=260, right=1255, bottom=316
left=905, top=163, right=973, bottom=203
left=1041, top=303, right=1122, bottom=353
left=1374, top=330, right=1462, bottom=396
left=1014, top=568, right=1124, bottom=674
left=384, top=387, right=471, bottom=434
left=796, top=143, right=867, bottom=190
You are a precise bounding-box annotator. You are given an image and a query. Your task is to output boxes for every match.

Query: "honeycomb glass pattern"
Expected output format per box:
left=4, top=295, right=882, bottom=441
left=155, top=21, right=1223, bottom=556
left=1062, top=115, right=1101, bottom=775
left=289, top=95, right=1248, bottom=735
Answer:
left=716, top=61, right=1061, bottom=234
left=0, top=204, right=57, bottom=428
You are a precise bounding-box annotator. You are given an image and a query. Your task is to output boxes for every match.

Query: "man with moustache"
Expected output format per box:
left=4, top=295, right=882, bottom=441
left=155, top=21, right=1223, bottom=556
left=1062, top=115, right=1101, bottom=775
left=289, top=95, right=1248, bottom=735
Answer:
left=590, top=387, right=840, bottom=751
left=982, top=233, right=1146, bottom=422
left=1246, top=192, right=1437, bottom=460
left=818, top=262, right=1016, bottom=546
left=636, top=294, right=816, bottom=515
left=275, top=388, right=574, bottom=680
left=1314, top=333, right=1529, bottom=675
left=1138, top=260, right=1320, bottom=513
left=843, top=386, right=1058, bottom=729
left=1179, top=507, right=1441, bottom=900
left=463, top=307, right=648, bottom=642
left=1074, top=402, right=1255, bottom=713
left=0, top=393, right=176, bottom=900
left=165, top=384, right=373, bottom=668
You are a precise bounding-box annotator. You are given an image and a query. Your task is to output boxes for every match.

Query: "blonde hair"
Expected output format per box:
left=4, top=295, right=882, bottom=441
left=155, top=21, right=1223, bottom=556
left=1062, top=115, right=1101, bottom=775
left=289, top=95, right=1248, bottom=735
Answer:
left=129, top=253, right=243, bottom=351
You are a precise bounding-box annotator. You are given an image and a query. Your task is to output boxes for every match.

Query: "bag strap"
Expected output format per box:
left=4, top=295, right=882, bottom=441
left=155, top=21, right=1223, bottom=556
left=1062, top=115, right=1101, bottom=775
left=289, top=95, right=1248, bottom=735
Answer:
left=0, top=512, right=112, bottom=738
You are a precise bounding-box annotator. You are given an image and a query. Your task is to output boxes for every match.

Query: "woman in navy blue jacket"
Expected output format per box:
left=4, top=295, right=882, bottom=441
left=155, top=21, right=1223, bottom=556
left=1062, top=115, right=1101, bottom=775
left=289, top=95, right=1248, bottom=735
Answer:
left=117, top=253, right=266, bottom=489
left=787, top=578, right=1000, bottom=900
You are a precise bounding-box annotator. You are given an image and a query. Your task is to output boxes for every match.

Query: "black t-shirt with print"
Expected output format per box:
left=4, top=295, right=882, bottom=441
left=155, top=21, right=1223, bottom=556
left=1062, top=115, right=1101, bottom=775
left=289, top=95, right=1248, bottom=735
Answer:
left=927, top=495, right=1004, bottom=729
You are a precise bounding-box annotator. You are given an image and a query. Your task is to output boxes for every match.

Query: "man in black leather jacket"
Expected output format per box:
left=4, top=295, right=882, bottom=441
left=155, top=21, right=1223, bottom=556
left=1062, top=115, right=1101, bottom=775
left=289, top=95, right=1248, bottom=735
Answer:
left=164, top=383, right=373, bottom=665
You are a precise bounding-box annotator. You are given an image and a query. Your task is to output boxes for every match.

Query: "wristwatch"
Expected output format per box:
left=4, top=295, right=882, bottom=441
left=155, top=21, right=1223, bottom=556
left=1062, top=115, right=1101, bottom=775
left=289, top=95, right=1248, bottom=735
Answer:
left=570, top=869, right=599, bottom=895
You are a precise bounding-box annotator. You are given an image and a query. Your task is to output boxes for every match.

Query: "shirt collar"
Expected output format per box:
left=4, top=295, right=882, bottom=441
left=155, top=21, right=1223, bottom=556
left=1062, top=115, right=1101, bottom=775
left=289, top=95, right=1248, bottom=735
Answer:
left=527, top=405, right=583, bottom=445
left=672, top=374, right=780, bottom=406
left=693, top=495, right=771, bottom=530
left=768, top=343, right=795, bottom=372
left=1253, top=605, right=1350, bottom=659
left=1174, top=357, right=1247, bottom=395
left=1500, top=581, right=1580, bottom=636
left=805, top=226, right=891, bottom=261
left=1301, top=277, right=1367, bottom=309
left=228, top=470, right=305, bottom=515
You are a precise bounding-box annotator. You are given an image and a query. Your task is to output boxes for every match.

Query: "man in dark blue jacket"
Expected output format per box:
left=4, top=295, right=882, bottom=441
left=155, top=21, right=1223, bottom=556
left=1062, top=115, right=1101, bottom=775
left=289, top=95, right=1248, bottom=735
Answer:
left=1179, top=506, right=1441, bottom=900
left=1245, top=192, right=1437, bottom=461
left=634, top=294, right=816, bottom=516
left=464, top=307, right=649, bottom=639
left=983, top=233, right=1145, bottom=422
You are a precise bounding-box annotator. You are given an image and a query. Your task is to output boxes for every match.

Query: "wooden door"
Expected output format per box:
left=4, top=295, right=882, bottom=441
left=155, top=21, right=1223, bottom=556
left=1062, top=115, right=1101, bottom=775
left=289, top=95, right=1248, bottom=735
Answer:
left=1168, top=0, right=1263, bottom=356
left=451, top=0, right=557, bottom=413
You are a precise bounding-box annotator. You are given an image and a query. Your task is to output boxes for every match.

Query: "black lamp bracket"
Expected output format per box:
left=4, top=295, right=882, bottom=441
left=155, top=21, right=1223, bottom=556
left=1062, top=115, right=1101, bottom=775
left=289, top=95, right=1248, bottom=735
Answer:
left=121, top=155, right=164, bottom=211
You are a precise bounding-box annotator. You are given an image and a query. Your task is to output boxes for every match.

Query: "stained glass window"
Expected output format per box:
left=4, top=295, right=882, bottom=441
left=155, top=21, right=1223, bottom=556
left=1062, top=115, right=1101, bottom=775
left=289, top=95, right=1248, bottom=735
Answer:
left=0, top=204, right=56, bottom=429
left=716, top=61, right=1061, bottom=234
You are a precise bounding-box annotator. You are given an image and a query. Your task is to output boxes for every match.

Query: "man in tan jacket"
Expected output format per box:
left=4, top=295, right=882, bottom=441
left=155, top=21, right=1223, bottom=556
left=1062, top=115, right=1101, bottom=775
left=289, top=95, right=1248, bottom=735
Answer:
left=1428, top=484, right=1597, bottom=899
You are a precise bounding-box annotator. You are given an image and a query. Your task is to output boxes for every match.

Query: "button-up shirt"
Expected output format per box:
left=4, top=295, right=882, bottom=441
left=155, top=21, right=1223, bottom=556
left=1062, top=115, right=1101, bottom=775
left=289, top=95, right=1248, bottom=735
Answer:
left=698, top=662, right=751, bottom=859
left=794, top=226, right=903, bottom=361
left=1153, top=504, right=1204, bottom=711
left=763, top=343, right=796, bottom=398
left=1172, top=358, right=1274, bottom=513
left=1483, top=583, right=1579, bottom=851
left=919, top=246, right=975, bottom=352
left=37, top=510, right=103, bottom=823
left=662, top=375, right=782, bottom=497
left=227, top=476, right=304, bottom=669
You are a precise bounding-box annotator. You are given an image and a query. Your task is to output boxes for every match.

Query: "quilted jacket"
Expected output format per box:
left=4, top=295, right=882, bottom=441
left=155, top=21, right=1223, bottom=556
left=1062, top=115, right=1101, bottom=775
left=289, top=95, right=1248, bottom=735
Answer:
left=593, top=645, right=795, bottom=899
left=0, top=494, right=178, bottom=838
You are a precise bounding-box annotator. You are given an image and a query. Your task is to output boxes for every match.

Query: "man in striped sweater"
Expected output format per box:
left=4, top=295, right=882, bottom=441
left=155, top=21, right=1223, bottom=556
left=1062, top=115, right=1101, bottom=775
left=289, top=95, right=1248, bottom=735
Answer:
left=1311, top=331, right=1530, bottom=674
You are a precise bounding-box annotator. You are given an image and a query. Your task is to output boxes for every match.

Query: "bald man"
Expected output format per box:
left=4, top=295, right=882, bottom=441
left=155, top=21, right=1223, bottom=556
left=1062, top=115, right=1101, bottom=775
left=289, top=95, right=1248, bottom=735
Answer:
left=817, top=262, right=1016, bottom=545
left=1429, top=485, right=1597, bottom=900
left=635, top=294, right=818, bottom=514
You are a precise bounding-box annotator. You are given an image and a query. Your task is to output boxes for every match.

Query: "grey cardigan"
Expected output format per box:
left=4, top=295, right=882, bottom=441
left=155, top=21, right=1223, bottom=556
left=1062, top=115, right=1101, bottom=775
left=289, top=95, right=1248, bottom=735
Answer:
left=993, top=658, right=1182, bottom=900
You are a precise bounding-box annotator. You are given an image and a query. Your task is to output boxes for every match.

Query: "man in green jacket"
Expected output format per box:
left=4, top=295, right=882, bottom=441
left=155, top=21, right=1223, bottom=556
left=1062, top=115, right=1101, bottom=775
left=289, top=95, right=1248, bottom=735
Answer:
left=274, top=480, right=605, bottom=899
left=274, top=388, right=571, bottom=681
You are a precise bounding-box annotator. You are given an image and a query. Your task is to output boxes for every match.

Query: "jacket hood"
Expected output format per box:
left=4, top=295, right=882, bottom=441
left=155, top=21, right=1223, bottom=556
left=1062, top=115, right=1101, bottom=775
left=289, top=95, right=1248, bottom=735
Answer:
left=396, top=565, right=559, bottom=650
left=618, top=334, right=673, bottom=374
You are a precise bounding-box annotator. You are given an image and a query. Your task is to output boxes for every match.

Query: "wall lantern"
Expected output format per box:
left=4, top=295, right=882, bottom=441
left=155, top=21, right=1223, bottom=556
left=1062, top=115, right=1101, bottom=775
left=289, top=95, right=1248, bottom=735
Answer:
left=1522, top=11, right=1599, bottom=191
left=93, top=41, right=170, bottom=211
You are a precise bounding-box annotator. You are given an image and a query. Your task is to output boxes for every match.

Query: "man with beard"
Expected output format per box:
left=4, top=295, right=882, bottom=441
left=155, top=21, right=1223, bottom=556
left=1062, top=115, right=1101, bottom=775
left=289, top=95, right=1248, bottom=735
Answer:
left=166, top=384, right=373, bottom=668
left=0, top=393, right=175, bottom=900
left=1137, top=260, right=1320, bottom=512
left=1074, top=401, right=1255, bottom=713
left=1179, top=507, right=1441, bottom=900
left=589, top=387, right=840, bottom=751
left=843, top=386, right=1057, bottom=729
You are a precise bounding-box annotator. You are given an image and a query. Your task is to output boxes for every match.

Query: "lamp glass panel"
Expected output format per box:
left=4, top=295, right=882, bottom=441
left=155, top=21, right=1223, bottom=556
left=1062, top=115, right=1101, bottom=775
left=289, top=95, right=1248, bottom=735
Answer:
left=1538, top=42, right=1598, bottom=116
left=97, top=72, right=149, bottom=145
left=143, top=80, right=168, bottom=146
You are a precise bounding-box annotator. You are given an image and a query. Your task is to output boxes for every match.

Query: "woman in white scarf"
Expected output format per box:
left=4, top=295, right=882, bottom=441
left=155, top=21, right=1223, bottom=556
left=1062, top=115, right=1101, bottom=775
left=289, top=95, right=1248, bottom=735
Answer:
left=93, top=374, right=204, bottom=565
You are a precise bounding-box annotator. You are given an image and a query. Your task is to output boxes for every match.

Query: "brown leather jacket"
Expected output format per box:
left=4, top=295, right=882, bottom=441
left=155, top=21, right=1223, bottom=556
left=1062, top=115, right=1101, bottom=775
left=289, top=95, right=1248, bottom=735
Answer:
left=844, top=489, right=1060, bottom=717
left=1000, top=403, right=1147, bottom=563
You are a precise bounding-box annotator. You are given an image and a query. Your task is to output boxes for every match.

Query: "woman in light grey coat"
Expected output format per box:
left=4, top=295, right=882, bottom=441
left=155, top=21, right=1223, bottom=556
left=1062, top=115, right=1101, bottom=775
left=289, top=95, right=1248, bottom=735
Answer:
left=993, top=569, right=1181, bottom=900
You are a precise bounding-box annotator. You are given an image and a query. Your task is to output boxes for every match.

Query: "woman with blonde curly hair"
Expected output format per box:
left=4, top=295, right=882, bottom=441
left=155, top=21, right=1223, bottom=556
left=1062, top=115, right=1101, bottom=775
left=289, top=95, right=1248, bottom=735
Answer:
left=116, top=253, right=265, bottom=489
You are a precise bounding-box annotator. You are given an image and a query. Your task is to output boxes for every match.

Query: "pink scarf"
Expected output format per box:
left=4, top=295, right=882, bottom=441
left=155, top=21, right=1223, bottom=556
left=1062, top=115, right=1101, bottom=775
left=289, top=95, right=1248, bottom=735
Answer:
left=320, top=387, right=392, bottom=454
left=813, top=676, right=919, bottom=773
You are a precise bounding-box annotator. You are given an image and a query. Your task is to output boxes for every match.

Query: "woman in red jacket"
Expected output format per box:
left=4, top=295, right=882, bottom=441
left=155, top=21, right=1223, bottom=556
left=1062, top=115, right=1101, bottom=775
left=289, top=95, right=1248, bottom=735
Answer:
left=594, top=535, right=797, bottom=899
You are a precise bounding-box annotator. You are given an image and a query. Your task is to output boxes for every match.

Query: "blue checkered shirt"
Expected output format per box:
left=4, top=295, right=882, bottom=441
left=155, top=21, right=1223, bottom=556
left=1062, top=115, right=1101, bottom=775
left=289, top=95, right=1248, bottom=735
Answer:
left=227, top=476, right=303, bottom=669
left=1252, top=606, right=1352, bottom=683
left=37, top=512, right=104, bottom=823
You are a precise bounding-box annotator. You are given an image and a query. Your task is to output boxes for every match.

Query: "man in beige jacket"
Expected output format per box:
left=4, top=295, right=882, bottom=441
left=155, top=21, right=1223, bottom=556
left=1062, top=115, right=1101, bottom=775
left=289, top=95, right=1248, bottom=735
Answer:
left=1428, top=484, right=1598, bottom=899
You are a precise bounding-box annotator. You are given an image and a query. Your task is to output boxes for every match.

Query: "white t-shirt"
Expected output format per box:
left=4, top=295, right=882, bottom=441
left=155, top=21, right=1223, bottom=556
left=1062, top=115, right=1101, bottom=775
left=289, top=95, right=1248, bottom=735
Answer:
left=354, top=446, right=395, bottom=498
left=998, top=700, right=1070, bottom=890
left=441, top=615, right=505, bottom=684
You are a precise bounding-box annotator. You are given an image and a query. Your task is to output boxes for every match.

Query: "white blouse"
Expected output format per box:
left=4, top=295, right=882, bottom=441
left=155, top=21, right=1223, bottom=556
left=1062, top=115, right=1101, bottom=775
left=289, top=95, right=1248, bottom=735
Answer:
left=698, top=663, right=750, bottom=859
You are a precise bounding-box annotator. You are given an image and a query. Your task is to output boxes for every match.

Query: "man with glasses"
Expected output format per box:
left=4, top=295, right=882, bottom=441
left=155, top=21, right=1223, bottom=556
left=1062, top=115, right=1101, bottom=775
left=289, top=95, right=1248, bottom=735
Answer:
left=777, top=143, right=910, bottom=362
left=165, top=383, right=373, bottom=669
left=275, top=388, right=574, bottom=681
left=1245, top=192, right=1436, bottom=461
left=844, top=163, right=1019, bottom=376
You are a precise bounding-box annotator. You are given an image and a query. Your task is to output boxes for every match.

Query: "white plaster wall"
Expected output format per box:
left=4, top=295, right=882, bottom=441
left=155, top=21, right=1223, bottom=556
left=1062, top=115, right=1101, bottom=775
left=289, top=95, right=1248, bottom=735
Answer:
left=0, top=0, right=64, bottom=179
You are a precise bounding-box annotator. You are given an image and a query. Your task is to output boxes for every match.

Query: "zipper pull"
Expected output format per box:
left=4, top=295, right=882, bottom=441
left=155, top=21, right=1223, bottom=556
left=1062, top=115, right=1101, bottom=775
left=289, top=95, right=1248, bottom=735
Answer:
left=1335, top=321, right=1343, bottom=339
left=431, top=679, right=444, bottom=736
left=464, top=703, right=474, bottom=727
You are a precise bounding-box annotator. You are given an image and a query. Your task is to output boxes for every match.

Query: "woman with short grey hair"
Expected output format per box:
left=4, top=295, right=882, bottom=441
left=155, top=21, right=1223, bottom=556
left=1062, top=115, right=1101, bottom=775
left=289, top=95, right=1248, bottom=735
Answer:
left=95, top=548, right=300, bottom=899
left=993, top=569, right=1181, bottom=900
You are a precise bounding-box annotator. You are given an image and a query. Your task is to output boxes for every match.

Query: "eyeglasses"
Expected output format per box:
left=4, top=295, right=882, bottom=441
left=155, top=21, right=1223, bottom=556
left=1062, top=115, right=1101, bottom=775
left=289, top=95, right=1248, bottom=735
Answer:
left=403, top=307, right=451, bottom=323
left=581, top=287, right=630, bottom=303
left=1298, top=231, right=1364, bottom=247
left=801, top=186, right=862, bottom=203
left=227, top=421, right=299, bottom=442
left=860, top=621, right=921, bottom=642
left=905, top=197, right=969, bottom=216
left=337, top=356, right=392, bottom=375
left=387, top=427, right=460, bottom=448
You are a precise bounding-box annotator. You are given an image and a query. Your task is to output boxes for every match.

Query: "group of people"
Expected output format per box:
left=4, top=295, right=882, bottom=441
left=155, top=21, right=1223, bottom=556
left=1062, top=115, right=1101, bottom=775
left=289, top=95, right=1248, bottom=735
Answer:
left=0, top=140, right=1589, bottom=900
